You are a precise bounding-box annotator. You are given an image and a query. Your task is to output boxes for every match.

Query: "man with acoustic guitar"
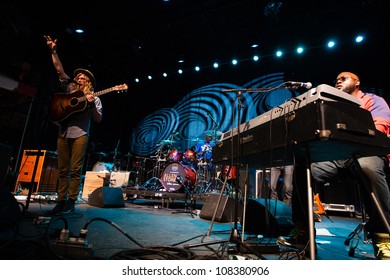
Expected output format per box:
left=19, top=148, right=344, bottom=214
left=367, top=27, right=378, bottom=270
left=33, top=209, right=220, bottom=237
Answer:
left=44, top=35, right=103, bottom=215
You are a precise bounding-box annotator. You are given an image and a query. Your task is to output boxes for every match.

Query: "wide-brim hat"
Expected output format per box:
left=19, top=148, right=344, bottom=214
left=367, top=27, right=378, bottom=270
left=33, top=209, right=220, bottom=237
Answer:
left=74, top=68, right=96, bottom=88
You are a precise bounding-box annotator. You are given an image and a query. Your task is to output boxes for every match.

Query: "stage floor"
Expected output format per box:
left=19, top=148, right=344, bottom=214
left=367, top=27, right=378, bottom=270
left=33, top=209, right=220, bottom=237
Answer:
left=0, top=190, right=377, bottom=261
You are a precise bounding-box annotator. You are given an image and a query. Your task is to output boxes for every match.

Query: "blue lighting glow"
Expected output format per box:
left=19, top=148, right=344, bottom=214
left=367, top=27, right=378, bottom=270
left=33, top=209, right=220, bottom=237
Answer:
left=327, top=40, right=336, bottom=48
left=355, top=35, right=364, bottom=43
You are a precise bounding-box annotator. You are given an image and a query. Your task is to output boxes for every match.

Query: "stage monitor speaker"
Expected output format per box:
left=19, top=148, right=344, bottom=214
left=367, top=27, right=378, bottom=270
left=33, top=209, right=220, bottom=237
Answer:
left=200, top=193, right=241, bottom=222
left=88, top=186, right=125, bottom=208
left=243, top=198, right=294, bottom=237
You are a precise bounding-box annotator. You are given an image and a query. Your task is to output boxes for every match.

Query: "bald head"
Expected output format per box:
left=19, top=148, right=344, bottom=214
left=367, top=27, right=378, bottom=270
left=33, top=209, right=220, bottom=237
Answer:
left=335, top=71, right=361, bottom=96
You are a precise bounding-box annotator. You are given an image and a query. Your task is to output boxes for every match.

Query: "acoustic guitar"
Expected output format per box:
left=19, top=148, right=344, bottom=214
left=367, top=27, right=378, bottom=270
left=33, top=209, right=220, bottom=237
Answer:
left=48, top=84, right=128, bottom=124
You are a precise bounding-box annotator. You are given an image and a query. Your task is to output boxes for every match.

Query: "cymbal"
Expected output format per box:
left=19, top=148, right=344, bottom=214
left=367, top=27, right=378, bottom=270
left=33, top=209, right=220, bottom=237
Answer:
left=203, top=130, right=223, bottom=137
left=160, top=140, right=176, bottom=144
left=95, top=152, right=108, bottom=157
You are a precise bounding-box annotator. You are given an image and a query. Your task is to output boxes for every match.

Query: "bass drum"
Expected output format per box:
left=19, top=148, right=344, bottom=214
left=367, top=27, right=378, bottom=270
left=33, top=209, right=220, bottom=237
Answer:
left=92, top=162, right=113, bottom=172
left=160, top=162, right=197, bottom=192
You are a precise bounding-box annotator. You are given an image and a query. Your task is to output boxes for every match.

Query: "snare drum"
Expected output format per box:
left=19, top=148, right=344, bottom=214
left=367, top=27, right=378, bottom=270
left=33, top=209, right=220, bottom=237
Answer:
left=160, top=162, right=197, bottom=192
left=92, top=162, right=113, bottom=172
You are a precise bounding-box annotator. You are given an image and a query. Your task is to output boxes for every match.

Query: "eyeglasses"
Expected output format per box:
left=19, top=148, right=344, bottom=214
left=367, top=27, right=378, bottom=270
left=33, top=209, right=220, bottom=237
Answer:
left=335, top=76, right=356, bottom=83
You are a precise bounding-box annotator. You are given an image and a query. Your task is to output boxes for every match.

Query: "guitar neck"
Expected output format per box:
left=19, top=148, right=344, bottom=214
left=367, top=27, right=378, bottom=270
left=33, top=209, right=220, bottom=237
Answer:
left=93, top=87, right=116, bottom=97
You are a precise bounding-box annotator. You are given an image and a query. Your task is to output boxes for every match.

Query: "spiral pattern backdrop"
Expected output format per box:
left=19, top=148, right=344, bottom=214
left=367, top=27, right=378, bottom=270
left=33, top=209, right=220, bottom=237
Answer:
left=129, top=72, right=297, bottom=156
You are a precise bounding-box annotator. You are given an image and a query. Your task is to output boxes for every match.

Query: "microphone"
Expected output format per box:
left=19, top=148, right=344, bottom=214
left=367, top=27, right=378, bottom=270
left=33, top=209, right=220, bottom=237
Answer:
left=285, top=81, right=313, bottom=89
left=176, top=176, right=185, bottom=185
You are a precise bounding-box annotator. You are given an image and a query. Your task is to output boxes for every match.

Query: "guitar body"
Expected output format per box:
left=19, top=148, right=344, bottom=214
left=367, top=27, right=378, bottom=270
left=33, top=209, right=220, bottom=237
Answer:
left=49, top=91, right=87, bottom=123
left=48, top=84, right=128, bottom=124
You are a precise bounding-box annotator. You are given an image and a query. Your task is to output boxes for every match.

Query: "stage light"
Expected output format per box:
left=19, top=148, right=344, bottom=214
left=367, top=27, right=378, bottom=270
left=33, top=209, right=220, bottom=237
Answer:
left=194, top=66, right=200, bottom=72
left=148, top=75, right=152, bottom=80
left=178, top=69, right=183, bottom=74
left=355, top=35, right=364, bottom=43
left=253, top=55, right=259, bottom=61
left=327, top=40, right=336, bottom=48
left=213, top=62, right=219, bottom=68
left=296, top=47, right=304, bottom=54
left=232, top=59, right=238, bottom=65
left=135, top=78, right=140, bottom=83
left=276, top=50, right=283, bottom=57
left=163, top=73, right=168, bottom=77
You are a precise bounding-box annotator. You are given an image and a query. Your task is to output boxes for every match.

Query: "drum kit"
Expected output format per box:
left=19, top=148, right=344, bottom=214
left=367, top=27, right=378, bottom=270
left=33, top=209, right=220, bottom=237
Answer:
left=143, top=130, right=235, bottom=194
left=91, top=151, right=132, bottom=173
left=88, top=130, right=236, bottom=194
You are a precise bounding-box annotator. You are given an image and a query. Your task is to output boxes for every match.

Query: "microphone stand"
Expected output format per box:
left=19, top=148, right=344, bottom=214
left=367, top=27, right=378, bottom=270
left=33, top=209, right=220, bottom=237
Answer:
left=172, top=176, right=197, bottom=218
left=184, top=89, right=267, bottom=259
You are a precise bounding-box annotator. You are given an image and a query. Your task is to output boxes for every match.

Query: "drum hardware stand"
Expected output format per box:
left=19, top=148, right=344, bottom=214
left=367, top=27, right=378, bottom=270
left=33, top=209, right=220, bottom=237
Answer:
left=183, top=89, right=267, bottom=259
left=112, top=139, right=120, bottom=172
left=172, top=176, right=197, bottom=218
left=140, top=177, right=163, bottom=192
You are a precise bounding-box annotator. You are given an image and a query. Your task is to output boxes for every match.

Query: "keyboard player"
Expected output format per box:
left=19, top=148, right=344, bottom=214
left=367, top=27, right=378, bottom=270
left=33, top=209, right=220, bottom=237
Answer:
left=277, top=71, right=390, bottom=260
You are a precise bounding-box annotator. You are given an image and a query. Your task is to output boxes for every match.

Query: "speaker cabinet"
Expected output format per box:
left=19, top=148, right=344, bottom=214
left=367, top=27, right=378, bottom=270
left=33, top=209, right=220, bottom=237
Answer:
left=319, top=180, right=357, bottom=205
left=82, top=171, right=110, bottom=198
left=15, top=150, right=58, bottom=193
left=243, top=198, right=294, bottom=237
left=200, top=193, right=241, bottom=222
left=88, top=186, right=125, bottom=208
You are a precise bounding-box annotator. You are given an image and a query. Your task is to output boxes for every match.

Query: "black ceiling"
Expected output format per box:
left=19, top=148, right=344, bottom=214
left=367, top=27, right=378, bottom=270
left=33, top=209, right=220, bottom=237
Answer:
left=2, top=0, right=388, bottom=86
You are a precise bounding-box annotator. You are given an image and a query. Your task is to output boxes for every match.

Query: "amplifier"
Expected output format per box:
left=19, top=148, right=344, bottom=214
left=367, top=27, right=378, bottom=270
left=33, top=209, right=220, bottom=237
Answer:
left=15, top=150, right=58, bottom=193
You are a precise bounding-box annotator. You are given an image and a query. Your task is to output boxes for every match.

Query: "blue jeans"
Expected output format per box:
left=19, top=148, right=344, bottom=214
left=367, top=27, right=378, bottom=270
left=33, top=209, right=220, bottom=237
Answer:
left=311, top=156, right=390, bottom=233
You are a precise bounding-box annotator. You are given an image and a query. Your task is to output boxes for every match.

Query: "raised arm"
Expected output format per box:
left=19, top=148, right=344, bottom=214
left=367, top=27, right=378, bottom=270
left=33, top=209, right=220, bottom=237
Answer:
left=44, top=35, right=70, bottom=81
